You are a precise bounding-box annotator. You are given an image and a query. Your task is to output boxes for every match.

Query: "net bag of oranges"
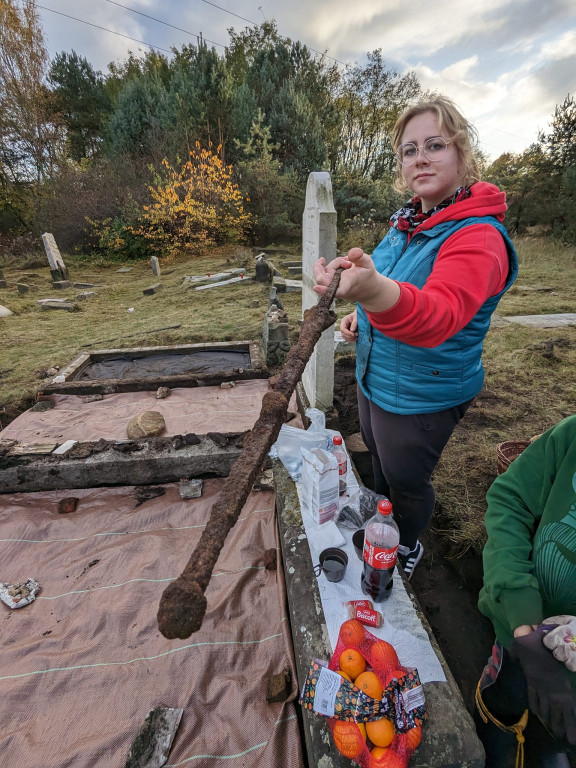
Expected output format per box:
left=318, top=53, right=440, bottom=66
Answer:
left=299, top=619, right=426, bottom=767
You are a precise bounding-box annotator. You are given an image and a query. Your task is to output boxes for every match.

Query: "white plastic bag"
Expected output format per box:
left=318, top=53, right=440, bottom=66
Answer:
left=270, top=408, right=331, bottom=480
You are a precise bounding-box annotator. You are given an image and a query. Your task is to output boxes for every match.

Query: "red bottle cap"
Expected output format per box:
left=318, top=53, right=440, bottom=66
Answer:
left=333, top=436, right=343, bottom=445
left=377, top=499, right=393, bottom=516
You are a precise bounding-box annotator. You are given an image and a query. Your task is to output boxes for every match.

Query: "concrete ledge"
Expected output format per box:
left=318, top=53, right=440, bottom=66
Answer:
left=273, top=460, right=485, bottom=768
left=0, top=435, right=248, bottom=493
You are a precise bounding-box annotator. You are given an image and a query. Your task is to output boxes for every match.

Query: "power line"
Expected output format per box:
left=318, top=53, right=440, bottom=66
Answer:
left=105, top=0, right=226, bottom=49
left=196, top=0, right=259, bottom=27
left=109, top=0, right=349, bottom=68
left=36, top=3, right=173, bottom=54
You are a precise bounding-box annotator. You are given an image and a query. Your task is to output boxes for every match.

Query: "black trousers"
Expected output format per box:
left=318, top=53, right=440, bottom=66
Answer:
left=357, top=387, right=472, bottom=549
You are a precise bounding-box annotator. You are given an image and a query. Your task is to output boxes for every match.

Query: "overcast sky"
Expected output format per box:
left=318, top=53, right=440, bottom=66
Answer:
left=37, top=0, right=576, bottom=160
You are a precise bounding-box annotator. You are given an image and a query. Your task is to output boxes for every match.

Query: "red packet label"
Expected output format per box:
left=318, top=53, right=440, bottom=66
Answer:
left=363, top=540, right=397, bottom=570
left=354, top=606, right=382, bottom=628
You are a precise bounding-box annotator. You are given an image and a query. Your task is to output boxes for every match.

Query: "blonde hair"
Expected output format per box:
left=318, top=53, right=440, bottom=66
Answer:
left=391, top=95, right=481, bottom=194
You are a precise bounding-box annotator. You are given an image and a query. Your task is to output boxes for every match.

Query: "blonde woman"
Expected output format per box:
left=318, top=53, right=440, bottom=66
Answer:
left=314, top=96, right=518, bottom=578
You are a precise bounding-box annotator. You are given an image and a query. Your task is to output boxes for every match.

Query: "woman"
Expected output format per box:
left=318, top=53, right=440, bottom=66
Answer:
left=313, top=96, right=518, bottom=578
left=476, top=416, right=576, bottom=766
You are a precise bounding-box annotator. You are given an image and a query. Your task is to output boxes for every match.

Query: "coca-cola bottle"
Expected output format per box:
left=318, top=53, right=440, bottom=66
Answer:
left=329, top=435, right=347, bottom=495
left=361, top=499, right=399, bottom=601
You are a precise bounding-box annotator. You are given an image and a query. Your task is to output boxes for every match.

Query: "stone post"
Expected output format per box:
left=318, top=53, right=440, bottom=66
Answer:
left=41, top=233, right=70, bottom=286
left=301, top=172, right=337, bottom=411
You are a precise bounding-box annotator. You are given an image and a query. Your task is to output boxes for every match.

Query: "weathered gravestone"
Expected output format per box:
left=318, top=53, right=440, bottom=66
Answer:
left=41, top=233, right=70, bottom=287
left=301, top=172, right=337, bottom=411
left=150, top=256, right=161, bottom=276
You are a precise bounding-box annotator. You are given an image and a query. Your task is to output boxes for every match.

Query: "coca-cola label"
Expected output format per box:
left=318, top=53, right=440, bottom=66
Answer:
left=363, top=539, right=398, bottom=570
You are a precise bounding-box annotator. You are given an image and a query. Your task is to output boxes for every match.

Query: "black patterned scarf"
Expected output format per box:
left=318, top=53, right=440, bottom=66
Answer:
left=389, top=186, right=471, bottom=233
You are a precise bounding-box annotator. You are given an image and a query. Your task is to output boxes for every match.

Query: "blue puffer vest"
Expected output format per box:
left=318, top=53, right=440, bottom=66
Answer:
left=356, top=216, right=518, bottom=414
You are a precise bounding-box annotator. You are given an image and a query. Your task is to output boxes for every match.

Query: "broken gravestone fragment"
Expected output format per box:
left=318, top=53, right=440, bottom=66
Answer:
left=179, top=479, right=203, bottom=499
left=0, top=578, right=40, bottom=609
left=127, top=411, right=166, bottom=439
left=143, top=283, right=163, bottom=295
left=125, top=705, right=183, bottom=768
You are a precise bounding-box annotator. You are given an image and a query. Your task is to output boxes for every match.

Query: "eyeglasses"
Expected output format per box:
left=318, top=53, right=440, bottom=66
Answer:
left=396, top=137, right=450, bottom=166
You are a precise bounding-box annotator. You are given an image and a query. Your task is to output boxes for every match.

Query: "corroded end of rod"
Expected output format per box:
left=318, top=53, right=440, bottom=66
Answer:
left=157, top=573, right=207, bottom=639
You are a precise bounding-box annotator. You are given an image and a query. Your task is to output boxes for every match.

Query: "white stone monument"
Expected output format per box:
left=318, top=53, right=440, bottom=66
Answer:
left=301, top=172, right=337, bottom=411
left=41, top=232, right=70, bottom=285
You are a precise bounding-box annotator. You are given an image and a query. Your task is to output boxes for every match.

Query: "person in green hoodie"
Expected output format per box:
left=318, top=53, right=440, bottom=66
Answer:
left=476, top=415, right=576, bottom=767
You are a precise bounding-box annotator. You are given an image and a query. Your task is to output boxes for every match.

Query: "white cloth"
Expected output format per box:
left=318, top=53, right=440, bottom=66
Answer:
left=296, top=481, right=446, bottom=685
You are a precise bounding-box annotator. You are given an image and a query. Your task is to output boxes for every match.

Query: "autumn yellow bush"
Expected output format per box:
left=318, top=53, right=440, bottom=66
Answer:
left=133, top=144, right=254, bottom=254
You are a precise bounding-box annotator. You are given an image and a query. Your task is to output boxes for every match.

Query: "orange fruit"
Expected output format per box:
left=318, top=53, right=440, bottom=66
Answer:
left=338, top=670, right=352, bottom=682
left=404, top=725, right=422, bottom=750
left=386, top=669, right=406, bottom=684
left=339, top=648, right=367, bottom=681
left=370, top=640, right=399, bottom=673
left=358, top=722, right=367, bottom=742
left=371, top=746, right=389, bottom=759
left=340, top=619, right=366, bottom=647
left=332, top=720, right=366, bottom=759
left=366, top=717, right=395, bottom=748
left=354, top=670, right=383, bottom=700
left=368, top=747, right=405, bottom=768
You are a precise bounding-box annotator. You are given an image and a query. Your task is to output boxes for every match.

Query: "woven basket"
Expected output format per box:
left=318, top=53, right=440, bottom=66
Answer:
left=496, top=440, right=531, bottom=475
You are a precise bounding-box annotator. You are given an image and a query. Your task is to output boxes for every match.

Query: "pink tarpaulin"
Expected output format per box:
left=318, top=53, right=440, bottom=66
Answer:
left=0, top=482, right=303, bottom=768
left=0, top=380, right=294, bottom=443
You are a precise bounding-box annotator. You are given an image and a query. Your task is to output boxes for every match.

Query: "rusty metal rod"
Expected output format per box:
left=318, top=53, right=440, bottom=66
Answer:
left=157, top=268, right=342, bottom=638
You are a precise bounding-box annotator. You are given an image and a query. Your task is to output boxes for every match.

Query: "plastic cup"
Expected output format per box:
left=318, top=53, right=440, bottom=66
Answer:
left=352, top=529, right=365, bottom=561
left=314, top=547, right=348, bottom=582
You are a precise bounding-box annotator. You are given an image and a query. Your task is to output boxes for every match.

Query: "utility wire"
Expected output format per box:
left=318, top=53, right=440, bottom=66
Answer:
left=106, top=0, right=349, bottom=67
left=36, top=4, right=173, bottom=53
left=105, top=0, right=226, bottom=49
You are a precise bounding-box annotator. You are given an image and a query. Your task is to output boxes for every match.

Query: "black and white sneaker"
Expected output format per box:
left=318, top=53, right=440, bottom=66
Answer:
left=397, top=541, right=424, bottom=580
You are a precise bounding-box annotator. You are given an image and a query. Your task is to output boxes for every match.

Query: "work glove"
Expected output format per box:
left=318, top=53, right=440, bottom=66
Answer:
left=511, top=628, right=576, bottom=745
left=542, top=616, right=576, bottom=672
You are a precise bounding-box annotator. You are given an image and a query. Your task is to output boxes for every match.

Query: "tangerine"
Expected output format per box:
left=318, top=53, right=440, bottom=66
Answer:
left=354, top=670, right=383, bottom=699
left=339, top=648, right=367, bottom=681
left=368, top=746, right=405, bottom=768
left=338, top=670, right=352, bottom=682
left=358, top=721, right=367, bottom=742
left=386, top=668, right=406, bottom=684
left=332, top=720, right=366, bottom=759
left=371, top=746, right=389, bottom=759
left=370, top=640, right=399, bottom=673
left=366, top=717, right=395, bottom=748
left=339, top=619, right=366, bottom=647
left=404, top=725, right=422, bottom=751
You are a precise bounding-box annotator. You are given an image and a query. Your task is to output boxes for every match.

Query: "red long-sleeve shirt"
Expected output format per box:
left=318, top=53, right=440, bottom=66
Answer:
left=366, top=182, right=510, bottom=348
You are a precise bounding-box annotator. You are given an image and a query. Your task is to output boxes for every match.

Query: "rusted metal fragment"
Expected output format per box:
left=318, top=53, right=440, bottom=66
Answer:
left=157, top=269, right=341, bottom=639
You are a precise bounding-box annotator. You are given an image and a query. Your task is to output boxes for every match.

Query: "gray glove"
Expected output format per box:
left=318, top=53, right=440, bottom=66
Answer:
left=542, top=616, right=576, bottom=673
left=511, top=628, right=576, bottom=745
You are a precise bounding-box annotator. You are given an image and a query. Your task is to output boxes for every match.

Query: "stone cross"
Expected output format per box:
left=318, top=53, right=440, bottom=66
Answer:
left=41, top=233, right=70, bottom=284
left=301, top=172, right=337, bottom=411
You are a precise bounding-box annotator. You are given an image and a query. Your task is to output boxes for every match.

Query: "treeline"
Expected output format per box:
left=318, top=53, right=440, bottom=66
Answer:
left=0, top=0, right=574, bottom=257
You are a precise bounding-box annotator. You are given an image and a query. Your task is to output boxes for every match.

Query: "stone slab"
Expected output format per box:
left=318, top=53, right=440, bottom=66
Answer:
left=194, top=275, right=251, bottom=290
left=0, top=436, right=246, bottom=493
left=504, top=313, right=576, bottom=328
left=273, top=460, right=485, bottom=768
left=143, top=283, right=163, bottom=295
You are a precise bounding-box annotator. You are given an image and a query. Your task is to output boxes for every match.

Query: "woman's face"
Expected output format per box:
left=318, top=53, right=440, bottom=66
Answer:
left=399, top=111, right=463, bottom=211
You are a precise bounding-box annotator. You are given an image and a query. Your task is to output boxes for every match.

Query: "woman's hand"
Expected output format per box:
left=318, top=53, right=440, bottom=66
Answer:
left=313, top=247, right=400, bottom=312
left=340, top=310, right=358, bottom=342
left=513, top=624, right=539, bottom=638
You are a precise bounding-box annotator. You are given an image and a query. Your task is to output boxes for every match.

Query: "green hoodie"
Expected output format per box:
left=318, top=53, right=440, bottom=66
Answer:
left=478, top=415, right=576, bottom=649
